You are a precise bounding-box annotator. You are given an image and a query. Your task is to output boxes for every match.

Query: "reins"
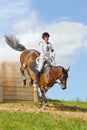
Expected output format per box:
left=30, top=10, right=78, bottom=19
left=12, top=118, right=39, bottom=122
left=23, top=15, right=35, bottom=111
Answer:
left=50, top=66, right=65, bottom=85
left=54, top=81, right=61, bottom=85
left=49, top=68, right=61, bottom=85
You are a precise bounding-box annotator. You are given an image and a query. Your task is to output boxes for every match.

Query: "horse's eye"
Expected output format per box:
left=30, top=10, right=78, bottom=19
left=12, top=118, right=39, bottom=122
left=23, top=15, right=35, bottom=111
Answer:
left=62, top=74, right=64, bottom=78
left=59, top=74, right=64, bottom=80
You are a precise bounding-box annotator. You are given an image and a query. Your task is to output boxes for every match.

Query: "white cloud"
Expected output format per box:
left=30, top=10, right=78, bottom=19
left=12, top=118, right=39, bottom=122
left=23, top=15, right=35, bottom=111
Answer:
left=12, top=17, right=87, bottom=66
left=0, top=0, right=31, bottom=19
left=13, top=10, right=47, bottom=34
left=0, top=0, right=87, bottom=66
left=0, top=0, right=32, bottom=30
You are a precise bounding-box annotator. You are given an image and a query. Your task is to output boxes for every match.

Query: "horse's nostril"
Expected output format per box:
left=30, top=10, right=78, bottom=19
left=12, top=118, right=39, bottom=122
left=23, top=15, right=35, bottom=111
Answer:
left=62, top=87, right=66, bottom=90
left=61, top=84, right=66, bottom=90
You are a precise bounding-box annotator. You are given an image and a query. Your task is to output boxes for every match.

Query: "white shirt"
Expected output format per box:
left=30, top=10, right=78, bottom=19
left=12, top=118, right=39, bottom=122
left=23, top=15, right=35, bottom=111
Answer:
left=39, top=40, right=54, bottom=58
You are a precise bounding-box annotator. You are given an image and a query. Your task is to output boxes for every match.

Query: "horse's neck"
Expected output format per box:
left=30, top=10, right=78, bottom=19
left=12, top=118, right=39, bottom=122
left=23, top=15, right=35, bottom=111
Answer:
left=51, top=66, right=62, bottom=79
left=39, top=66, right=62, bottom=88
left=44, top=66, right=61, bottom=81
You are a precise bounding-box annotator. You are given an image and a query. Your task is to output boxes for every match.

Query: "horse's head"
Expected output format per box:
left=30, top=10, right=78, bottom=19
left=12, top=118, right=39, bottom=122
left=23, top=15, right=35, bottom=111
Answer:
left=58, top=67, right=70, bottom=90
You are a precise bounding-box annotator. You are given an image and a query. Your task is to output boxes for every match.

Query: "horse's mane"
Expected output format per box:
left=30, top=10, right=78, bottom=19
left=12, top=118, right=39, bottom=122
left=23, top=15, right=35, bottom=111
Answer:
left=43, top=64, right=64, bottom=73
left=51, top=65, right=64, bottom=70
left=52, top=65, right=63, bottom=68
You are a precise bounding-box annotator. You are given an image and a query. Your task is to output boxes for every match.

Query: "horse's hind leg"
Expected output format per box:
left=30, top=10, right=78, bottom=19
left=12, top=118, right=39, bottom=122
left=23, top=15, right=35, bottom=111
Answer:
left=20, top=66, right=26, bottom=86
left=27, top=71, right=33, bottom=85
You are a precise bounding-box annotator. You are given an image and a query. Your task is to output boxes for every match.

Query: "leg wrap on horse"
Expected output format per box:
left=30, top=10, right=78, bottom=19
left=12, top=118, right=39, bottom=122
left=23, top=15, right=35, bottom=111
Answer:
left=42, top=96, right=48, bottom=107
left=38, top=96, right=43, bottom=108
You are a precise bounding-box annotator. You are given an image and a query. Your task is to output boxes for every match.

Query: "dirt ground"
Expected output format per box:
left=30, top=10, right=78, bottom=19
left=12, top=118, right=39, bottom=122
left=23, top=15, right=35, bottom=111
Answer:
left=0, top=102, right=87, bottom=121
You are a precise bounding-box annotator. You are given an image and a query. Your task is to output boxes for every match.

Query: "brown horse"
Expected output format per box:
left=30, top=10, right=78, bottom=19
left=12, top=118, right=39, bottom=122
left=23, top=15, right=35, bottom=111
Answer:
left=5, top=35, right=69, bottom=108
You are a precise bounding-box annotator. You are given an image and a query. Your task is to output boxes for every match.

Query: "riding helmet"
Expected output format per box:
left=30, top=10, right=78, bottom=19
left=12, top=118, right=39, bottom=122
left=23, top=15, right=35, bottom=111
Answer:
left=42, top=32, right=50, bottom=39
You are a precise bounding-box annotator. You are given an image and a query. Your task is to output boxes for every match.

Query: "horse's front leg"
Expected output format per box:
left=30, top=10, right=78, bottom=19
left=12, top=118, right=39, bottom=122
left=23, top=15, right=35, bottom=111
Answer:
left=43, top=95, right=48, bottom=108
left=38, top=95, right=43, bottom=108
left=20, top=67, right=26, bottom=86
left=39, top=88, right=48, bottom=108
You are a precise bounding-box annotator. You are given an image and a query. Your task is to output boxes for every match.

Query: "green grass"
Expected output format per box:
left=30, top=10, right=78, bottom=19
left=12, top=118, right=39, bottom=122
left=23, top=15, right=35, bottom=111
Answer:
left=49, top=99, right=87, bottom=112
left=0, top=111, right=87, bottom=130
left=0, top=100, right=87, bottom=130
left=2, top=100, right=87, bottom=112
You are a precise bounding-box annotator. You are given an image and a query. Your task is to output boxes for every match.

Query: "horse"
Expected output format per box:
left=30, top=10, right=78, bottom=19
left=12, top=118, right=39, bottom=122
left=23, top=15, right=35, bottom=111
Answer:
left=5, top=35, right=69, bottom=108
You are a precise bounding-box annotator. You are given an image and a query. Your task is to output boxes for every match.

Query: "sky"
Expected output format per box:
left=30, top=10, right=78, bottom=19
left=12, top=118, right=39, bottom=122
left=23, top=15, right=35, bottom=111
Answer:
left=0, top=0, right=87, bottom=101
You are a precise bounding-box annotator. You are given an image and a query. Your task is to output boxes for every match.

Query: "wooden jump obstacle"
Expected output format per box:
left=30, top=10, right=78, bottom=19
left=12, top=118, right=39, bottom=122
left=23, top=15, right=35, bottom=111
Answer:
left=0, top=61, right=37, bottom=102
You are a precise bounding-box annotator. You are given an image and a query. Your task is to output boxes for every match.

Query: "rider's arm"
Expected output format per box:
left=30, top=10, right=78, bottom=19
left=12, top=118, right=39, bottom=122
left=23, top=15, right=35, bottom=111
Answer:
left=50, top=43, right=56, bottom=58
left=39, top=41, right=46, bottom=55
left=50, top=43, right=56, bottom=65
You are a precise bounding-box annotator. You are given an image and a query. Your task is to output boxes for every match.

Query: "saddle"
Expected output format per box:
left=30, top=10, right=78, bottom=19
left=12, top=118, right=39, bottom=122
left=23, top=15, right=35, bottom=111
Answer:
left=30, top=60, right=51, bottom=76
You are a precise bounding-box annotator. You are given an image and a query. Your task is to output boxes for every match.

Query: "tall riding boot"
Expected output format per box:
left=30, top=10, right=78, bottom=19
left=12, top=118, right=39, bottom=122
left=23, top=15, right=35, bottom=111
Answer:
left=35, top=71, right=40, bottom=83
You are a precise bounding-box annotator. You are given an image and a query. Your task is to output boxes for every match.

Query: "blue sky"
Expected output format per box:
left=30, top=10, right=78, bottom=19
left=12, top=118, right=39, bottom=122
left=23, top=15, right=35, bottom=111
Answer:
left=0, top=0, right=87, bottom=101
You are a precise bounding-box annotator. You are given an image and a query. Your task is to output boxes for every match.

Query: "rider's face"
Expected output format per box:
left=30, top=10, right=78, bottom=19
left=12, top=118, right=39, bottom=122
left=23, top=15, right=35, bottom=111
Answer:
left=44, top=36, right=49, bottom=41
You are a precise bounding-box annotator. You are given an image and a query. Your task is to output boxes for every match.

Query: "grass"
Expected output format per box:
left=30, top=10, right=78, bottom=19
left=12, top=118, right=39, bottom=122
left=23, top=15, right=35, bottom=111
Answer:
left=0, top=111, right=87, bottom=130
left=0, top=100, right=87, bottom=130
left=49, top=99, right=87, bottom=112
left=2, top=99, right=87, bottom=110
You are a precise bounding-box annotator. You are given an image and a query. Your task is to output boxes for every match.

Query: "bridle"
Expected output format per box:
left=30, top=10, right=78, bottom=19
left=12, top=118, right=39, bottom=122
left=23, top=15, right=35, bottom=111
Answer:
left=49, top=70, right=63, bottom=85
left=45, top=65, right=68, bottom=86
left=54, top=70, right=68, bottom=86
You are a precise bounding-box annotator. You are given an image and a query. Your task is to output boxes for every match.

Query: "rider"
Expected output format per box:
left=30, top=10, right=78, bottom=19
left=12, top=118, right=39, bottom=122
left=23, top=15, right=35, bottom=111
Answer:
left=36, top=32, right=56, bottom=74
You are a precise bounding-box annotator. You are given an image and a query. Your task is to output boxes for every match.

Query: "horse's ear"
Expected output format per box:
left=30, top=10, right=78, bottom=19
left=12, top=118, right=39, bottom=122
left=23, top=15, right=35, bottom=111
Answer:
left=67, top=67, right=70, bottom=72
left=62, top=68, right=65, bottom=72
left=62, top=67, right=70, bottom=73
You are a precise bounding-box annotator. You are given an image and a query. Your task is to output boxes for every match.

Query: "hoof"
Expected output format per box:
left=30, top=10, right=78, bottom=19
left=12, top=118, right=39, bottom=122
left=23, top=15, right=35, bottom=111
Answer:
left=29, top=79, right=33, bottom=86
left=38, top=104, right=42, bottom=108
left=23, top=79, right=26, bottom=85
left=30, top=79, right=33, bottom=84
left=22, top=79, right=26, bottom=86
left=45, top=104, right=48, bottom=108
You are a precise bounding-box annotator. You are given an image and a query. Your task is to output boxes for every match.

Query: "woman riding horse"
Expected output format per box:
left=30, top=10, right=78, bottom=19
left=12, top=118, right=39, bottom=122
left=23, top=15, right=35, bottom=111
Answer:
left=32, top=32, right=56, bottom=83
left=5, top=35, right=69, bottom=108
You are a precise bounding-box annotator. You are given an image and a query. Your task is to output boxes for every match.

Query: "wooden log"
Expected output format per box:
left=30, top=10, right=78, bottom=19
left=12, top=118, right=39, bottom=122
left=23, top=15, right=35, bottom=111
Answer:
left=33, top=83, right=39, bottom=102
left=0, top=61, right=34, bottom=101
left=0, top=86, right=3, bottom=102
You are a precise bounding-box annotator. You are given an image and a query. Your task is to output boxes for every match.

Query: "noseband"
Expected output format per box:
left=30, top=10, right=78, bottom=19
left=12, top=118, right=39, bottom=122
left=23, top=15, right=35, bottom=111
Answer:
left=55, top=70, right=67, bottom=85
left=55, top=80, right=65, bottom=85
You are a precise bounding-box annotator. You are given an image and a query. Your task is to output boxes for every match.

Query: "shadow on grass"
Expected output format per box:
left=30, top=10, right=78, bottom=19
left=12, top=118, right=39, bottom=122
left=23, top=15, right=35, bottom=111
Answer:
left=48, top=99, right=87, bottom=112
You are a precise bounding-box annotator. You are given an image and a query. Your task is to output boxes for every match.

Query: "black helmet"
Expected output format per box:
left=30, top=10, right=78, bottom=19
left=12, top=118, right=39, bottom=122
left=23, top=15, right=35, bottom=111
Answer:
left=42, top=32, right=50, bottom=39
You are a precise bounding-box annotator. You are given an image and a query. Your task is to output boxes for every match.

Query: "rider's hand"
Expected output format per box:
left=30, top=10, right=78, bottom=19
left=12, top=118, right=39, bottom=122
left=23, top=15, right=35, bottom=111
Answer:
left=44, top=55, right=48, bottom=60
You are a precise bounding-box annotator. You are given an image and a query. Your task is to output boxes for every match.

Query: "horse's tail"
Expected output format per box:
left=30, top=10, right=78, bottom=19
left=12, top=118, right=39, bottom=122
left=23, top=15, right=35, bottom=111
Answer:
left=4, top=35, right=27, bottom=51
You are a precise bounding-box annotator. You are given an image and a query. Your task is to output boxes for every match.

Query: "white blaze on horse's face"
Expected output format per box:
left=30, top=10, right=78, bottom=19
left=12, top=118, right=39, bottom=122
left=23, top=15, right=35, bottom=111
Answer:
left=61, top=80, right=67, bottom=90
left=59, top=67, right=69, bottom=90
